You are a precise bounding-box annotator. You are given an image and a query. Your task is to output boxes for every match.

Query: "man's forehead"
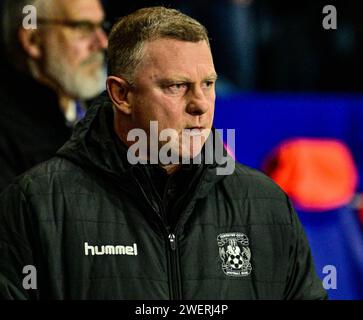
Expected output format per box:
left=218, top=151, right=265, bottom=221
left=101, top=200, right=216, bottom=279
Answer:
left=140, top=38, right=215, bottom=76
left=144, top=38, right=211, bottom=55
left=155, top=68, right=217, bottom=82
left=54, top=0, right=104, bottom=20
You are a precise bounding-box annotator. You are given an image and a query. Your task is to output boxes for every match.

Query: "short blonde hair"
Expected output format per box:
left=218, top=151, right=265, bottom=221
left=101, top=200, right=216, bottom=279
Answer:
left=107, top=6, right=210, bottom=83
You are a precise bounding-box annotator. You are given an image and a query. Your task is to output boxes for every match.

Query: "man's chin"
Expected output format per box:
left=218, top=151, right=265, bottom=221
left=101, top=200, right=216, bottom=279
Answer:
left=70, top=69, right=106, bottom=100
left=83, top=61, right=104, bottom=76
left=178, top=145, right=205, bottom=163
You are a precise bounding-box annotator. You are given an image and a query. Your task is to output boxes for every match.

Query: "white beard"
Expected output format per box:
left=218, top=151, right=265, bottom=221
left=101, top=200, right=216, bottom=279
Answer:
left=43, top=51, right=106, bottom=100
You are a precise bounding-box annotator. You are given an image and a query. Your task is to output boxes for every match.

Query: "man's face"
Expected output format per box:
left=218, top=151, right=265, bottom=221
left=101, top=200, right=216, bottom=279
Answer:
left=127, top=38, right=217, bottom=160
left=39, top=0, right=108, bottom=99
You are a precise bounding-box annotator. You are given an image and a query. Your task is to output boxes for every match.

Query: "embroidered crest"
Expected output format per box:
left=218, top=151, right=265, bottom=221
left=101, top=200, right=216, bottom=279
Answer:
left=217, top=232, right=252, bottom=277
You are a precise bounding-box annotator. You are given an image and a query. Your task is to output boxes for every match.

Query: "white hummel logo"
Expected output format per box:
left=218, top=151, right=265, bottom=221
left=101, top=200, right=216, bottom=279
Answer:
left=84, top=242, right=138, bottom=256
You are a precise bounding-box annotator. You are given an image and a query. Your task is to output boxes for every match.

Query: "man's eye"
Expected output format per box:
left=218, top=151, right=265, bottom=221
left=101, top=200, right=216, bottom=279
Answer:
left=166, top=83, right=188, bottom=94
left=71, top=21, right=106, bottom=36
left=203, top=81, right=215, bottom=88
left=170, top=83, right=187, bottom=89
left=77, top=22, right=95, bottom=34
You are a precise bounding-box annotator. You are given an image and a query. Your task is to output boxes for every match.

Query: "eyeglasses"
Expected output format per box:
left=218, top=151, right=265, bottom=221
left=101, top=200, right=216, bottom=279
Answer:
left=37, top=18, right=111, bottom=36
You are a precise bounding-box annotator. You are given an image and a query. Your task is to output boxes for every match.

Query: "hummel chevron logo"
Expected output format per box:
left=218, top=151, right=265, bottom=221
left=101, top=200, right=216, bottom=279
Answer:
left=84, top=242, right=138, bottom=256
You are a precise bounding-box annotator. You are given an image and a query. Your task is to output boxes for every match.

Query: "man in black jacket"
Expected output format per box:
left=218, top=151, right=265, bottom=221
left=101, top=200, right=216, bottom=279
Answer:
left=0, top=7, right=327, bottom=300
left=0, top=0, right=108, bottom=191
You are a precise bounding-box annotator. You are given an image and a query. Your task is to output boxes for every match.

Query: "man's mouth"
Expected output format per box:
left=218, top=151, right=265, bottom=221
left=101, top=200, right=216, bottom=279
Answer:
left=184, top=127, right=208, bottom=136
left=81, top=53, right=104, bottom=67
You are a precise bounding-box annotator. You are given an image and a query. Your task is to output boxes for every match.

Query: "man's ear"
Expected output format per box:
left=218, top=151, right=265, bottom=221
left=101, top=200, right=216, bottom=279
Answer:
left=106, top=76, right=132, bottom=115
left=18, top=28, right=42, bottom=59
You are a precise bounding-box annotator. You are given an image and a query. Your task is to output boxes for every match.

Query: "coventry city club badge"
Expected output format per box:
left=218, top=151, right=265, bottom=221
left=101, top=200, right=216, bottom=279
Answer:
left=217, top=232, right=252, bottom=277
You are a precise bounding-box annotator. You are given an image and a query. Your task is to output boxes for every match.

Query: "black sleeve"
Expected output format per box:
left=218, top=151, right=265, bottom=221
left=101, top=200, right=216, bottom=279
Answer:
left=283, top=198, right=328, bottom=300
left=0, top=183, right=39, bottom=300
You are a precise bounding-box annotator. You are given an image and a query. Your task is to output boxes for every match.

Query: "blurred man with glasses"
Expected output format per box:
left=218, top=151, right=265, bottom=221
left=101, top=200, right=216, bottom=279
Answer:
left=0, top=0, right=108, bottom=191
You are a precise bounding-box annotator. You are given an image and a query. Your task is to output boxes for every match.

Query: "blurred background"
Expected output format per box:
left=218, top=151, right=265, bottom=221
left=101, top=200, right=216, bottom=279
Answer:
left=1, top=0, right=363, bottom=299
left=103, top=0, right=363, bottom=93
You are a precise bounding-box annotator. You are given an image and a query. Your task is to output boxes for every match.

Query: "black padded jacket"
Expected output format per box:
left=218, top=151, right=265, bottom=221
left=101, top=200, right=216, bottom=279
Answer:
left=0, top=93, right=327, bottom=299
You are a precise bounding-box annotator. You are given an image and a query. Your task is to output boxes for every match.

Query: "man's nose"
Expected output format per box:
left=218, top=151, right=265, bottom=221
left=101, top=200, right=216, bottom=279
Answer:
left=186, top=86, right=211, bottom=116
left=92, top=28, right=108, bottom=50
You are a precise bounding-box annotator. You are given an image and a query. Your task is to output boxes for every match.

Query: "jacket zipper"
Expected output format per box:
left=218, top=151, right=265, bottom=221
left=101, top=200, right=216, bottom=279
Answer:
left=167, top=233, right=181, bottom=300
left=133, top=168, right=182, bottom=300
left=160, top=169, right=210, bottom=300
left=134, top=165, right=212, bottom=300
left=154, top=173, right=182, bottom=300
left=163, top=169, right=209, bottom=300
